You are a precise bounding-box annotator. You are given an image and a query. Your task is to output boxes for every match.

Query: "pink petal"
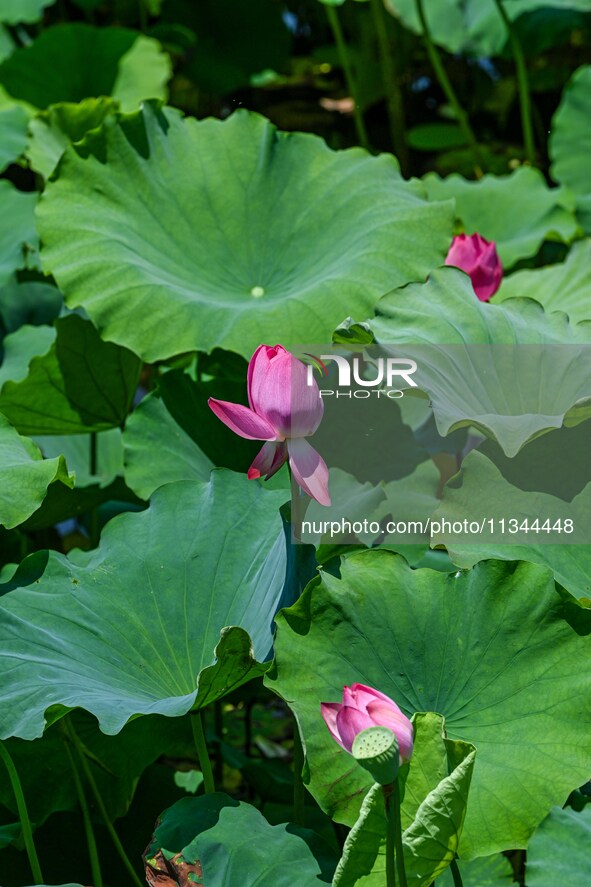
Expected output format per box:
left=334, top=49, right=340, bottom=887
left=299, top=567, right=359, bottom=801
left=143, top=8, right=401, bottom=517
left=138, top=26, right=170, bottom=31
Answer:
left=253, top=350, right=324, bottom=439
left=366, top=700, right=414, bottom=762
left=336, top=705, right=374, bottom=753
left=288, top=438, right=331, bottom=506
left=247, top=441, right=288, bottom=480
left=445, top=233, right=503, bottom=302
left=248, top=345, right=288, bottom=414
left=208, top=398, right=279, bottom=441
left=349, top=683, right=404, bottom=714
left=320, top=702, right=345, bottom=750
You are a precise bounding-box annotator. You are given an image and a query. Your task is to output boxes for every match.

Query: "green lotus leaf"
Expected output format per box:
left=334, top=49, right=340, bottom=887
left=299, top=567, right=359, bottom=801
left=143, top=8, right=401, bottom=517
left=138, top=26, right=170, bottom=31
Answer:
left=367, top=267, right=591, bottom=456
left=0, top=324, right=54, bottom=388
left=0, top=181, right=38, bottom=288
left=26, top=97, right=119, bottom=178
left=0, top=24, right=171, bottom=111
left=439, top=451, right=591, bottom=601
left=550, top=66, right=591, bottom=233
left=438, top=853, right=514, bottom=886
left=0, top=471, right=286, bottom=739
left=0, top=277, right=62, bottom=335
left=423, top=167, right=578, bottom=267
left=0, top=0, right=56, bottom=24
left=494, top=240, right=591, bottom=323
left=123, top=392, right=214, bottom=500
left=0, top=412, right=74, bottom=529
left=36, top=104, right=454, bottom=360
left=268, top=552, right=591, bottom=858
left=144, top=793, right=336, bottom=886
left=0, top=103, right=28, bottom=171
left=333, top=713, right=476, bottom=886
left=0, top=314, right=141, bottom=435
left=526, top=806, right=591, bottom=886
left=0, top=25, right=14, bottom=62
left=383, top=0, right=590, bottom=57
left=23, top=429, right=139, bottom=530
left=35, top=429, right=123, bottom=489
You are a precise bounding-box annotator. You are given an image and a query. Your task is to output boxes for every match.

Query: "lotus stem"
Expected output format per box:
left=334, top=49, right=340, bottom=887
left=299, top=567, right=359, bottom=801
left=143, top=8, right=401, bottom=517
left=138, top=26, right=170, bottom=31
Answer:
left=370, top=0, right=409, bottom=175
left=384, top=785, right=396, bottom=886
left=0, top=741, right=44, bottom=884
left=415, top=0, right=483, bottom=178
left=450, top=858, right=464, bottom=886
left=62, top=734, right=104, bottom=887
left=492, top=0, right=535, bottom=165
left=324, top=4, right=371, bottom=151
left=191, top=710, right=216, bottom=794
left=392, top=779, right=408, bottom=887
left=64, top=719, right=144, bottom=887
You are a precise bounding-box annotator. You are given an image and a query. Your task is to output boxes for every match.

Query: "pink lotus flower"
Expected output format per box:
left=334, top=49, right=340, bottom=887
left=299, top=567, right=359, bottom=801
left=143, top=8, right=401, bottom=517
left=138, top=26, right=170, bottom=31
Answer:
left=321, top=684, right=413, bottom=762
left=208, top=344, right=330, bottom=506
left=445, top=232, right=503, bottom=301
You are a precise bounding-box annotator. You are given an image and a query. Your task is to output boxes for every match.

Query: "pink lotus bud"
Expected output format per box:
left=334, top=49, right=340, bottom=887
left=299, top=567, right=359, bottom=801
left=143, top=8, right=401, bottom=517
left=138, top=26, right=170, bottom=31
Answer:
left=321, top=683, right=413, bottom=763
left=445, top=233, right=503, bottom=301
left=208, top=344, right=330, bottom=506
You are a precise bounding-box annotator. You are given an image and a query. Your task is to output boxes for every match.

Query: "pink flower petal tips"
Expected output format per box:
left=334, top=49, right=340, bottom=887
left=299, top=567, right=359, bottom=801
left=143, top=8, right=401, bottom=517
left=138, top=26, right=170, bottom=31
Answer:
left=445, top=232, right=503, bottom=301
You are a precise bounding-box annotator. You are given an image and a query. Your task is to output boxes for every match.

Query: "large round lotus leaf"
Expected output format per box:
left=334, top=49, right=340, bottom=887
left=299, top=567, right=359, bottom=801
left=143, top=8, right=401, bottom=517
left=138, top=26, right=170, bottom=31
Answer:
left=494, top=240, right=591, bottom=324
left=368, top=267, right=591, bottom=457
left=438, top=452, right=591, bottom=602
left=0, top=181, right=38, bottom=288
left=0, top=471, right=287, bottom=739
left=550, top=66, right=591, bottom=233
left=36, top=104, right=454, bottom=361
left=123, top=391, right=214, bottom=499
left=268, top=552, right=591, bottom=858
left=423, top=167, right=577, bottom=268
left=383, top=0, right=590, bottom=57
left=0, top=413, right=73, bottom=529
left=0, top=103, right=28, bottom=172
left=526, top=806, right=591, bottom=887
left=0, top=24, right=171, bottom=111
left=0, top=0, right=55, bottom=23
left=144, top=793, right=336, bottom=886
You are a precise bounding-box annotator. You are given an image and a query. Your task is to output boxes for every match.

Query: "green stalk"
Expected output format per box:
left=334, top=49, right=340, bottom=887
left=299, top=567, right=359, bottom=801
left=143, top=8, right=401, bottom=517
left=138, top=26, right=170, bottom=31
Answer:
left=138, top=0, right=148, bottom=32
left=384, top=787, right=397, bottom=887
left=370, top=0, right=409, bottom=174
left=449, top=859, right=464, bottom=886
left=324, top=4, right=371, bottom=151
left=64, top=720, right=144, bottom=887
left=392, top=780, right=408, bottom=887
left=292, top=722, right=305, bottom=827
left=89, top=431, right=100, bottom=548
left=191, top=711, right=215, bottom=794
left=415, top=0, right=483, bottom=178
left=0, top=741, right=44, bottom=884
left=492, top=0, right=535, bottom=164
left=62, top=736, right=104, bottom=887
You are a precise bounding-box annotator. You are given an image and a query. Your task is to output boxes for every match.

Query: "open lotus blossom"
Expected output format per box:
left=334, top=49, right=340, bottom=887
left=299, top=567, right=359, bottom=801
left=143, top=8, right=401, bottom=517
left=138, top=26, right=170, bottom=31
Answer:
left=208, top=344, right=331, bottom=506
left=445, top=232, right=503, bottom=301
left=321, top=683, right=413, bottom=762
